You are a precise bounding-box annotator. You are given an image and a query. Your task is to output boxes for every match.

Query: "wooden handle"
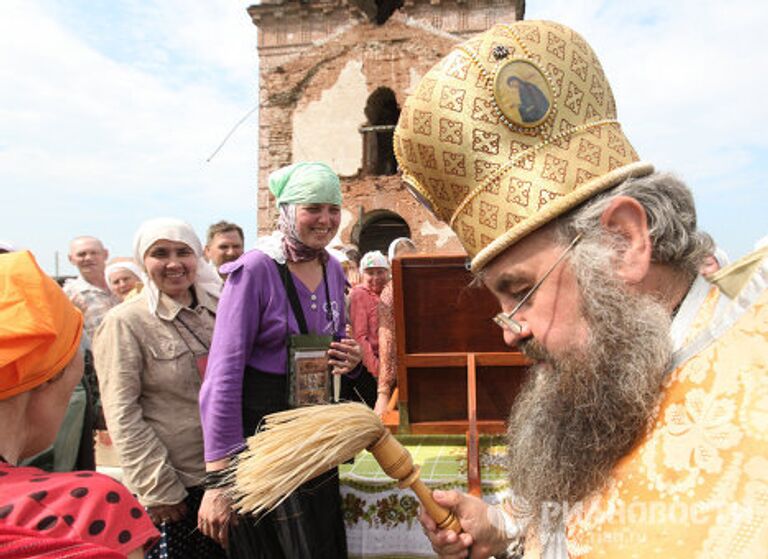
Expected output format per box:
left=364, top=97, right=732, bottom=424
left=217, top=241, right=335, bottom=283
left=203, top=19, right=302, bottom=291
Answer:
left=368, top=431, right=462, bottom=533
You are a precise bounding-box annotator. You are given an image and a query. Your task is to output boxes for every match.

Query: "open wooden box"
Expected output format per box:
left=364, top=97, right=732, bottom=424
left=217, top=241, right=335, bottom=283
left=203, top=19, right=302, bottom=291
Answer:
left=384, top=253, right=530, bottom=493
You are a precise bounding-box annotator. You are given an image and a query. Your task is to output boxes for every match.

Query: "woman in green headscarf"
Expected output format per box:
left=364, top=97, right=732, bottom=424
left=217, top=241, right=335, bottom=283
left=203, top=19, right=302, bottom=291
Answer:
left=199, top=162, right=362, bottom=557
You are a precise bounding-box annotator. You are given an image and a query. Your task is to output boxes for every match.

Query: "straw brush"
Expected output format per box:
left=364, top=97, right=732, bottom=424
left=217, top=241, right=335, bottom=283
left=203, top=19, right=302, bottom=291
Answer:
left=229, top=401, right=461, bottom=533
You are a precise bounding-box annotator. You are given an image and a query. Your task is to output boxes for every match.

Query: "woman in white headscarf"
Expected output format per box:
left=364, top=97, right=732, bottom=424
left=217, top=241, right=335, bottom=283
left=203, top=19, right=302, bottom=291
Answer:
left=93, top=218, right=226, bottom=559
left=104, top=258, right=144, bottom=301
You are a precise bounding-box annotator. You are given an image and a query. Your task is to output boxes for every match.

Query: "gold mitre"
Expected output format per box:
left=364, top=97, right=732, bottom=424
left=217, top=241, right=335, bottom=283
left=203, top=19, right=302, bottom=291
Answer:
left=393, top=20, right=653, bottom=272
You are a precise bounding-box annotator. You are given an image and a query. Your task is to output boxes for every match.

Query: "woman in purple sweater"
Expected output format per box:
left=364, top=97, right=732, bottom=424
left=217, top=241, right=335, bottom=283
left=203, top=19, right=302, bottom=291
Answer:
left=198, top=162, right=362, bottom=558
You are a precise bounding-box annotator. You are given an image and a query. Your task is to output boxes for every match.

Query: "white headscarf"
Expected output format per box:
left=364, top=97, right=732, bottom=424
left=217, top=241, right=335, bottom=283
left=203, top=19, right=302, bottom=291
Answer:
left=104, top=260, right=143, bottom=286
left=253, top=231, right=287, bottom=264
left=326, top=247, right=348, bottom=263
left=387, top=237, right=416, bottom=263
left=132, top=218, right=221, bottom=315
left=360, top=250, right=389, bottom=271
left=253, top=230, right=340, bottom=265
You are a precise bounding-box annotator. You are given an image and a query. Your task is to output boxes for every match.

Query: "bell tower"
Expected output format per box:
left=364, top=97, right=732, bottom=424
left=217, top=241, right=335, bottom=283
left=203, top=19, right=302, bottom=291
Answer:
left=248, top=0, right=524, bottom=254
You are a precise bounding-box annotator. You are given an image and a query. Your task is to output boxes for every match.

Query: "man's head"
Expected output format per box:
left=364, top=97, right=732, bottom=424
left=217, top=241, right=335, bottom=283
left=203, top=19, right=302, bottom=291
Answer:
left=501, top=237, right=672, bottom=534
left=394, top=19, right=724, bottom=535
left=204, top=221, right=244, bottom=272
left=482, top=173, right=710, bottom=350
left=0, top=251, right=84, bottom=461
left=68, top=236, right=109, bottom=283
left=393, top=18, right=718, bottom=526
left=479, top=173, right=712, bottom=532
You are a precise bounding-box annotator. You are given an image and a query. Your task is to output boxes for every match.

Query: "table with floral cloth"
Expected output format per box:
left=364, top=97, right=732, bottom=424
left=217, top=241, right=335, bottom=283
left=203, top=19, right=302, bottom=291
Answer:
left=340, top=435, right=510, bottom=559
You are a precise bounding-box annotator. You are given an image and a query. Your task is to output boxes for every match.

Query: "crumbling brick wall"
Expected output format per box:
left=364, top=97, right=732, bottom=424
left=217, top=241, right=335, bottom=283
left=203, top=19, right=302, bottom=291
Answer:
left=251, top=0, right=518, bottom=254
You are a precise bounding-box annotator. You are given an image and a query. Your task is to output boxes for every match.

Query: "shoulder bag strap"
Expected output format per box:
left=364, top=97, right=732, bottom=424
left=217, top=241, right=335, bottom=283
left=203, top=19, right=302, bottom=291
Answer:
left=274, top=260, right=309, bottom=335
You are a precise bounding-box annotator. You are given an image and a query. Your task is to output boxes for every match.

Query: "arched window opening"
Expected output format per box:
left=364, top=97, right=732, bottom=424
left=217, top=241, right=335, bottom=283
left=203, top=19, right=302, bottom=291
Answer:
left=360, top=87, right=400, bottom=176
left=352, top=209, right=411, bottom=256
left=375, top=0, right=403, bottom=24
left=350, top=0, right=404, bottom=25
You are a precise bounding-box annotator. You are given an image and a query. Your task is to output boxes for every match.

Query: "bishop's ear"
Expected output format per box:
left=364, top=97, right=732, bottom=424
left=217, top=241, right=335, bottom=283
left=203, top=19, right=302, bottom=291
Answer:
left=599, top=196, right=652, bottom=284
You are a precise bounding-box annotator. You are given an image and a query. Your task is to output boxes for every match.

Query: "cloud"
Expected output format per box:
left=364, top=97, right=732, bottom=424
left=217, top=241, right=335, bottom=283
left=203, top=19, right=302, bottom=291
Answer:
left=3, top=0, right=766, bottom=273
left=526, top=0, right=768, bottom=257
left=1, top=1, right=260, bottom=274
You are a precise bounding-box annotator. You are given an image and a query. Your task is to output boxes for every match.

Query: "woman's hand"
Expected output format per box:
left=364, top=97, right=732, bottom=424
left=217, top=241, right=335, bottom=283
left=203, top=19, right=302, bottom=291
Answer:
left=198, top=487, right=235, bottom=548
left=328, top=337, right=362, bottom=375
left=146, top=501, right=188, bottom=525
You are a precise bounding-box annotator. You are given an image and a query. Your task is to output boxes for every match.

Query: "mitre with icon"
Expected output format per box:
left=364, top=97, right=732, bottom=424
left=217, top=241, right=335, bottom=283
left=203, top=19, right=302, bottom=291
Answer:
left=393, top=20, right=653, bottom=272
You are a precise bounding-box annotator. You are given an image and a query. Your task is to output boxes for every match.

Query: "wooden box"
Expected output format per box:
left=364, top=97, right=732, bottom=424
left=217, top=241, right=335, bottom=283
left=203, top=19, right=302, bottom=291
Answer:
left=387, top=253, right=530, bottom=493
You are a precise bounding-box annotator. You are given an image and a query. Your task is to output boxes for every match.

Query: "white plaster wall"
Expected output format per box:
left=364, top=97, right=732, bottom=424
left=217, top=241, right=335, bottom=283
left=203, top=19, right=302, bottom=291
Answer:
left=292, top=59, right=367, bottom=177
left=405, top=67, right=423, bottom=95
left=329, top=207, right=356, bottom=246
left=420, top=220, right=455, bottom=248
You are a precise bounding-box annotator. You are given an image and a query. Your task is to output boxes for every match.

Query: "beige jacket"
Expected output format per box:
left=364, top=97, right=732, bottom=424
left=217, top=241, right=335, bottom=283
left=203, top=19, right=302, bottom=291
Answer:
left=93, top=287, right=217, bottom=507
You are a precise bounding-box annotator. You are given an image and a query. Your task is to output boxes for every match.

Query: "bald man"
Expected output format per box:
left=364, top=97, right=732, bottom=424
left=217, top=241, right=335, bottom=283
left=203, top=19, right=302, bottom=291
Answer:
left=54, top=237, right=119, bottom=471
left=63, top=236, right=120, bottom=341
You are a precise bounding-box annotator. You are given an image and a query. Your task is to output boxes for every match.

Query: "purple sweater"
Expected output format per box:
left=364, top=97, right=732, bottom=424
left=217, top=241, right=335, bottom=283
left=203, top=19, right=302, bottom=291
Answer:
left=199, top=249, right=347, bottom=461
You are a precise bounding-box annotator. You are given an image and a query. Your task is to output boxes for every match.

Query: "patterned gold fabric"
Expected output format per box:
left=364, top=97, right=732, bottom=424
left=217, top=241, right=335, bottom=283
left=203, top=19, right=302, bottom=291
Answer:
left=525, top=253, right=768, bottom=558
left=393, top=20, right=653, bottom=272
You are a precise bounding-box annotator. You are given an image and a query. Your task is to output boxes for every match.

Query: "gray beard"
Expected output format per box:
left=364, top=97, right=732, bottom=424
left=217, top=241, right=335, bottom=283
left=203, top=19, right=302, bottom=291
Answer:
left=505, top=247, right=673, bottom=533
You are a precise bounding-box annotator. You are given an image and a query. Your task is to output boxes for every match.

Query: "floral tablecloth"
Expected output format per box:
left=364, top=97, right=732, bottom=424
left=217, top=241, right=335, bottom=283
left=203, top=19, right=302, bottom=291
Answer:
left=340, top=435, right=510, bottom=559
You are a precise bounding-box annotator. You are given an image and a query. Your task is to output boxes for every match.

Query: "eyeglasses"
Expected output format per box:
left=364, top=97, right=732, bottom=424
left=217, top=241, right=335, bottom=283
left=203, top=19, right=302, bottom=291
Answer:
left=492, top=234, right=582, bottom=334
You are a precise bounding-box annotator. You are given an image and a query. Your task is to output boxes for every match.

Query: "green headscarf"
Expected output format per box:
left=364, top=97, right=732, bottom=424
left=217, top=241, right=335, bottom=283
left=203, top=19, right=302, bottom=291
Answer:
left=268, top=162, right=342, bottom=206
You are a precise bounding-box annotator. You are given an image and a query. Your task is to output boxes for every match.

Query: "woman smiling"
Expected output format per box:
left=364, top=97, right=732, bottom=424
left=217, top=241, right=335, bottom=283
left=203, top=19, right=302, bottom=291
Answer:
left=198, top=162, right=362, bottom=557
left=93, top=218, right=225, bottom=559
left=104, top=258, right=143, bottom=301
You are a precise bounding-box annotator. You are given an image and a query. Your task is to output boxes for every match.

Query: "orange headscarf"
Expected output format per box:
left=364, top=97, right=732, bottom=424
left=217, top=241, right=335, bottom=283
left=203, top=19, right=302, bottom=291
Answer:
left=0, top=251, right=83, bottom=400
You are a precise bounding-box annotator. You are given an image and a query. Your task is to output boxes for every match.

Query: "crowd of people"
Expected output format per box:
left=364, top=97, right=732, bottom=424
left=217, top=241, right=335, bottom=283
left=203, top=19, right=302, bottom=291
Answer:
left=2, top=16, right=767, bottom=559
left=0, top=161, right=413, bottom=558
left=0, top=252, right=159, bottom=558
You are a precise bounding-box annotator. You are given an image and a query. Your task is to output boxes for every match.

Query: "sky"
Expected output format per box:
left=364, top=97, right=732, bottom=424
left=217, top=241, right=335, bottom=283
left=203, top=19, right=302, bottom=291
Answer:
left=2, top=0, right=260, bottom=276
left=524, top=1, right=768, bottom=261
left=2, top=1, right=767, bottom=276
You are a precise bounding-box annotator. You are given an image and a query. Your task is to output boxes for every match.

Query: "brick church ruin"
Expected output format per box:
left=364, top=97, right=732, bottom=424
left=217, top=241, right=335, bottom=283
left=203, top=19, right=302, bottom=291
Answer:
left=248, top=0, right=523, bottom=255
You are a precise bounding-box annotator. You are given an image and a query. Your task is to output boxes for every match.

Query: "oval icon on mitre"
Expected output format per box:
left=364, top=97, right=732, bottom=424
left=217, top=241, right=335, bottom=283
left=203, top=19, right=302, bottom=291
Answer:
left=493, top=59, right=552, bottom=128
